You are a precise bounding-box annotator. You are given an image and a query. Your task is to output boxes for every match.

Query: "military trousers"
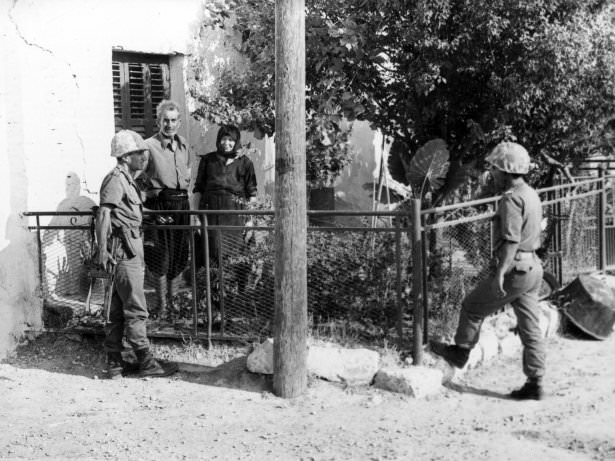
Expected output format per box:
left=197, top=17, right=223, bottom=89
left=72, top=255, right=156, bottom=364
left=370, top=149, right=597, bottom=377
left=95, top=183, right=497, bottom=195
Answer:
left=454, top=253, right=545, bottom=379
left=104, top=236, right=150, bottom=354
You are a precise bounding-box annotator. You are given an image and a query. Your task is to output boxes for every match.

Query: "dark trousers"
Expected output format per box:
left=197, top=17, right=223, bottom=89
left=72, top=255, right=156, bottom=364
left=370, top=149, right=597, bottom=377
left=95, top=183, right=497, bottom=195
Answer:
left=104, top=237, right=150, bottom=353
left=144, top=190, right=190, bottom=280
left=196, top=191, right=247, bottom=267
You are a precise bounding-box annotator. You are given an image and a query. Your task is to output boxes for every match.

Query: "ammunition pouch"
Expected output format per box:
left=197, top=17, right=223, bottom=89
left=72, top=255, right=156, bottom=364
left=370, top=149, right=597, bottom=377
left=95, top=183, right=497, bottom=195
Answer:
left=112, top=227, right=141, bottom=259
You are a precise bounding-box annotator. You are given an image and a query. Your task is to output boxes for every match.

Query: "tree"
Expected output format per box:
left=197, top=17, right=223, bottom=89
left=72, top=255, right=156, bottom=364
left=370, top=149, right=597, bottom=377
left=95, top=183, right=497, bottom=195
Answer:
left=189, top=0, right=615, bottom=201
left=189, top=0, right=356, bottom=189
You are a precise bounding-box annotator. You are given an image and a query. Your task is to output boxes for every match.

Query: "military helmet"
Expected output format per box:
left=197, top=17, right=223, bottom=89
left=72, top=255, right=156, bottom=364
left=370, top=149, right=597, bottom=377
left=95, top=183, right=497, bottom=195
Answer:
left=485, top=141, right=531, bottom=174
left=110, top=130, right=148, bottom=158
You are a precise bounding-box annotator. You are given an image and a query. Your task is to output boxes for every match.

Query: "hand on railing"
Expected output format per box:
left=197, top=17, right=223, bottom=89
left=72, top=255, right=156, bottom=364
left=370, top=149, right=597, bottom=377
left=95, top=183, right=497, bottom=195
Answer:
left=244, top=219, right=255, bottom=244
left=191, top=215, right=202, bottom=229
left=143, top=214, right=174, bottom=225
left=155, top=215, right=174, bottom=225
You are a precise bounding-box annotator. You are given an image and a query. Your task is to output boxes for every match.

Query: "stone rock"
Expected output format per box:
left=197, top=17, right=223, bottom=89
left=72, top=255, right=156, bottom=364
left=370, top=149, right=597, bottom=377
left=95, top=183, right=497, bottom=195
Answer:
left=538, top=301, right=561, bottom=338
left=490, top=309, right=517, bottom=339
left=466, top=345, right=483, bottom=369
left=246, top=339, right=380, bottom=385
left=477, top=329, right=499, bottom=363
left=499, top=333, right=522, bottom=358
left=246, top=338, right=274, bottom=374
left=374, top=366, right=443, bottom=398
left=307, top=344, right=380, bottom=385
left=590, top=272, right=615, bottom=291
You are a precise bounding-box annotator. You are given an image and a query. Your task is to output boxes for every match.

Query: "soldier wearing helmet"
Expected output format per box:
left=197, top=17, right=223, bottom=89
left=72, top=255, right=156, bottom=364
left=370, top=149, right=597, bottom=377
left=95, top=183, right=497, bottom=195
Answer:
left=431, top=141, right=546, bottom=400
left=96, top=129, right=177, bottom=379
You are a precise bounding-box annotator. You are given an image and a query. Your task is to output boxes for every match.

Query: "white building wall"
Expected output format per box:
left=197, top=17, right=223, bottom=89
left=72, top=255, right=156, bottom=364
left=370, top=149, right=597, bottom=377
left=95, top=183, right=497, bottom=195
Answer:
left=0, top=0, right=206, bottom=357
left=0, top=0, right=380, bottom=357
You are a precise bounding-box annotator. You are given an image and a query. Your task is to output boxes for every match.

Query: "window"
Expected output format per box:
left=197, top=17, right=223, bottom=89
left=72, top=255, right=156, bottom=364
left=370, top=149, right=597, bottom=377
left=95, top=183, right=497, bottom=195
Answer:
left=112, top=51, right=170, bottom=138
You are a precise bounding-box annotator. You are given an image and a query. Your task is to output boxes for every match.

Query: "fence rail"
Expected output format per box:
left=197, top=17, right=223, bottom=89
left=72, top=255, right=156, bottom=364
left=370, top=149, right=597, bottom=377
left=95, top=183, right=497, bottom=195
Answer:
left=24, top=173, right=615, bottom=362
left=25, top=208, right=414, bottom=349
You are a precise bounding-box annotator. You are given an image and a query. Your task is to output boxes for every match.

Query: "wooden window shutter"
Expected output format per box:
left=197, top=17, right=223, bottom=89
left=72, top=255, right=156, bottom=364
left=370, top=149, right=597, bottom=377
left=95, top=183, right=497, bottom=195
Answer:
left=111, top=52, right=171, bottom=138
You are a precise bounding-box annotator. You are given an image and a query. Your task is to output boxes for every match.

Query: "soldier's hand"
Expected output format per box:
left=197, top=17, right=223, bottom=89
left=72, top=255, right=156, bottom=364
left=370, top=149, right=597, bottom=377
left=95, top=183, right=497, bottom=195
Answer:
left=96, top=249, right=116, bottom=273
left=491, top=273, right=506, bottom=298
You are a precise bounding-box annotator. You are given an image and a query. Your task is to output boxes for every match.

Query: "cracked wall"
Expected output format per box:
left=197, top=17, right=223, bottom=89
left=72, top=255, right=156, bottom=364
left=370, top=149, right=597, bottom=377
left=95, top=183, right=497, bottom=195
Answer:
left=0, top=0, right=207, bottom=357
left=0, top=0, right=383, bottom=358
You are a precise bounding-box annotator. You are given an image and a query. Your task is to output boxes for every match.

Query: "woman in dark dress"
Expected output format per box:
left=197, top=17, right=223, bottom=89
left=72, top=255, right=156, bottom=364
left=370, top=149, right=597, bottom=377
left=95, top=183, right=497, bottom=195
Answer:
left=193, top=125, right=257, bottom=265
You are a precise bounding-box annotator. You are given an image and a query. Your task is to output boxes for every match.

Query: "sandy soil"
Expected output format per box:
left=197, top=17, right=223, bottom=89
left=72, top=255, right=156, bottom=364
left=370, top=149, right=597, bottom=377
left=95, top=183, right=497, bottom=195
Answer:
left=0, top=332, right=614, bottom=461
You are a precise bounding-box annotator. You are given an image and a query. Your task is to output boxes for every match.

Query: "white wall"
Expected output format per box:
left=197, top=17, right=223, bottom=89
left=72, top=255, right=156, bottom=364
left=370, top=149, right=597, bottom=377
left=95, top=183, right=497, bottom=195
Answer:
left=0, top=0, right=205, bottom=357
left=0, top=0, right=380, bottom=357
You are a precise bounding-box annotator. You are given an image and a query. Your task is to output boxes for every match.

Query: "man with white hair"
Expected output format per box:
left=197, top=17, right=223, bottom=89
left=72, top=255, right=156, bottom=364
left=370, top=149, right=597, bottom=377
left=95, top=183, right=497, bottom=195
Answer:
left=139, top=100, right=192, bottom=317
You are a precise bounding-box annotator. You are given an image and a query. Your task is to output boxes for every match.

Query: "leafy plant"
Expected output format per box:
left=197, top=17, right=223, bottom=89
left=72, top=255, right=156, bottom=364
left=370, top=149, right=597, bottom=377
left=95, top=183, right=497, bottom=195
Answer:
left=169, top=213, right=411, bottom=344
left=396, top=138, right=451, bottom=201
left=191, top=0, right=615, bottom=204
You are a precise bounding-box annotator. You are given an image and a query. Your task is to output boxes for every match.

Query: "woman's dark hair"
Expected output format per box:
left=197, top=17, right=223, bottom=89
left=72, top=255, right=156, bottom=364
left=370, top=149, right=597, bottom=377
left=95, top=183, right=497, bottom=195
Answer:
left=216, top=125, right=241, bottom=153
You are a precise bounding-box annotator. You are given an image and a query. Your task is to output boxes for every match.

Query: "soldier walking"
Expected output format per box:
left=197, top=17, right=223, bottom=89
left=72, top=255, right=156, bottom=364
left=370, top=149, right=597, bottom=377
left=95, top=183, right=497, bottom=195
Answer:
left=431, top=142, right=545, bottom=400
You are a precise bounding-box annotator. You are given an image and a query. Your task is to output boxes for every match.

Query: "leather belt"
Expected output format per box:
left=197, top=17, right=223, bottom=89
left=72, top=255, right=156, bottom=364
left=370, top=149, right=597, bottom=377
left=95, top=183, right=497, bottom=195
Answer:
left=158, top=188, right=188, bottom=201
left=514, top=251, right=536, bottom=260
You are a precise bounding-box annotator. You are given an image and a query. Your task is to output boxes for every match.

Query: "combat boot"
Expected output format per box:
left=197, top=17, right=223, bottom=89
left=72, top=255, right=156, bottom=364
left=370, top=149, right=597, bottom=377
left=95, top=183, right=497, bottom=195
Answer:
left=105, top=352, right=124, bottom=380
left=430, top=341, right=470, bottom=368
left=135, top=349, right=178, bottom=378
left=510, top=379, right=543, bottom=400
left=120, top=349, right=140, bottom=376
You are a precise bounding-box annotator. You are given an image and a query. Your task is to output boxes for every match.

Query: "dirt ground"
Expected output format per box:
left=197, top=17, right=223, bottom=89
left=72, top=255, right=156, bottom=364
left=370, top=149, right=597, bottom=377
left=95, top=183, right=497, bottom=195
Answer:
left=0, top=331, right=614, bottom=461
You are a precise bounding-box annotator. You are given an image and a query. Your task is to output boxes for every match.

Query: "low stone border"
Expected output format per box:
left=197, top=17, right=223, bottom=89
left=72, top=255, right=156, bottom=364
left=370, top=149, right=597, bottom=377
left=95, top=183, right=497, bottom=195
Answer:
left=246, top=301, right=562, bottom=398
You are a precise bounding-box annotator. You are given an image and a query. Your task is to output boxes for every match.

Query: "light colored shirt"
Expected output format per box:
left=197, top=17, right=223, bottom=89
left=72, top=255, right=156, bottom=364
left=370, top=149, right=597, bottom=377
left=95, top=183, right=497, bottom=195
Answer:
left=143, top=133, right=191, bottom=191
left=494, top=182, right=542, bottom=252
left=99, top=165, right=143, bottom=231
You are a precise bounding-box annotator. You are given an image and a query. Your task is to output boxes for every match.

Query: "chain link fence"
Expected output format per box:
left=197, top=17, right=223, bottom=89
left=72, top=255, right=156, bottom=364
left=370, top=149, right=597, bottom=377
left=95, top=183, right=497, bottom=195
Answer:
left=25, top=174, right=615, bottom=356
left=27, top=210, right=414, bottom=348
left=421, top=198, right=497, bottom=339
left=420, top=175, right=615, bottom=342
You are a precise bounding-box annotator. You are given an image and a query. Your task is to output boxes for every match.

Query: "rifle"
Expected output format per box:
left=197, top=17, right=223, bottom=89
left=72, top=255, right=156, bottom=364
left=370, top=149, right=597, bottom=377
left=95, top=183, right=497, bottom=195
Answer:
left=85, top=232, right=120, bottom=323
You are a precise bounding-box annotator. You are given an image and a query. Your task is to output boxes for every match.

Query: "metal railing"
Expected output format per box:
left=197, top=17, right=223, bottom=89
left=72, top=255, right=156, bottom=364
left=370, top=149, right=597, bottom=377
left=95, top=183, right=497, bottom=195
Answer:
left=25, top=209, right=414, bottom=349
left=24, top=173, right=615, bottom=362
left=410, top=172, right=615, bottom=363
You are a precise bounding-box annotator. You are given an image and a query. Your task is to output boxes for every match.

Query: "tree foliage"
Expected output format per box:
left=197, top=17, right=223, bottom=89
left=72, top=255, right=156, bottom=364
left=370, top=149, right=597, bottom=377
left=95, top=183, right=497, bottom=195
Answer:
left=189, top=0, right=615, bottom=198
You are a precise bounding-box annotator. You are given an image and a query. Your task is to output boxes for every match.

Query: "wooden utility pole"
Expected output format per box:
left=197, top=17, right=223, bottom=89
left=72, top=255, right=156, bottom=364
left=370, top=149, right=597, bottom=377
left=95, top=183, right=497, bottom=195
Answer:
left=273, top=0, right=307, bottom=398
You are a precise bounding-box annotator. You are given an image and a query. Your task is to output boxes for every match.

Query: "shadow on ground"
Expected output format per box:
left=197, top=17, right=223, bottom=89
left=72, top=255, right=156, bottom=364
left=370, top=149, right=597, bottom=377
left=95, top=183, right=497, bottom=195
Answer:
left=445, top=381, right=511, bottom=400
left=2, top=333, right=272, bottom=394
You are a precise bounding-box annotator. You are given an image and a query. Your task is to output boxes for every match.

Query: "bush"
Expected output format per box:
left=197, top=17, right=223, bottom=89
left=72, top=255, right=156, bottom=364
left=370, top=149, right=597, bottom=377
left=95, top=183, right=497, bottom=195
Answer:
left=183, top=217, right=411, bottom=344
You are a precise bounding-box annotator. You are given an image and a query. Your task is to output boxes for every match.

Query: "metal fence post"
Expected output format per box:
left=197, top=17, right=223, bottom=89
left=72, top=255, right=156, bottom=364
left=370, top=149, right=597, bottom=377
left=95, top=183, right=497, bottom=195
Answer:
left=217, top=231, right=226, bottom=335
left=189, top=226, right=198, bottom=338
left=35, top=215, right=44, bottom=296
left=395, top=216, right=403, bottom=349
left=411, top=199, right=424, bottom=365
left=599, top=167, right=607, bottom=271
left=201, top=215, right=213, bottom=348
